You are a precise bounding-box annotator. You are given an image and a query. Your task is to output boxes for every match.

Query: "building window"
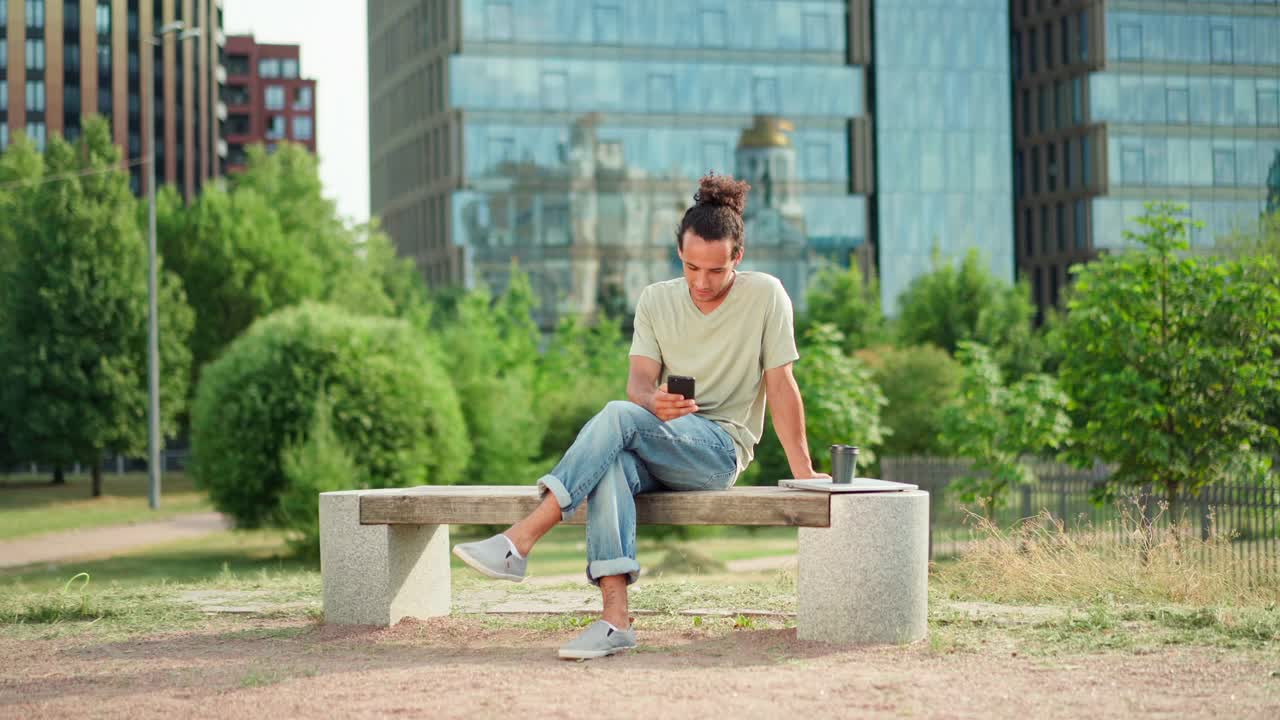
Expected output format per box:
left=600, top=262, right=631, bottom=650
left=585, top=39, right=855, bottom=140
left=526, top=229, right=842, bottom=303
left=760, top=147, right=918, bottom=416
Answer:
left=96, top=1, right=110, bottom=33
left=1055, top=80, right=1065, bottom=129
left=646, top=73, right=671, bottom=111
left=267, top=115, right=285, bottom=140
left=540, top=71, right=568, bottom=110
left=1040, top=206, right=1049, bottom=256
left=282, top=59, right=299, bottom=78
left=1044, top=21, right=1053, bottom=69
left=0, top=39, right=6, bottom=70
left=1168, top=87, right=1190, bottom=125
left=1047, top=143, right=1057, bottom=192
left=1056, top=203, right=1066, bottom=252
left=226, top=53, right=249, bottom=75
left=29, top=121, right=46, bottom=151
left=1121, top=145, right=1144, bottom=184
left=699, top=9, right=727, bottom=48
left=752, top=77, right=779, bottom=113
left=65, top=43, right=80, bottom=71
left=1078, top=11, right=1088, bottom=60
left=292, top=86, right=313, bottom=111
left=1024, top=207, right=1033, bottom=258
left=1081, top=135, right=1092, bottom=186
left=1061, top=17, right=1070, bottom=66
left=0, top=83, right=6, bottom=112
left=1074, top=200, right=1087, bottom=249
left=265, top=85, right=285, bottom=110
left=1014, top=149, right=1024, bottom=197
left=805, top=143, right=831, bottom=181
left=0, top=123, right=7, bottom=150
left=1021, top=89, right=1030, bottom=137
left=803, top=12, right=829, bottom=50
left=1012, top=32, right=1021, bottom=81
left=26, top=80, right=45, bottom=112
left=593, top=4, right=620, bottom=45
left=259, top=59, right=281, bottom=78
left=0, top=1, right=6, bottom=27
left=26, top=38, right=44, bottom=70
left=1118, top=24, right=1141, bottom=62
left=1028, top=28, right=1037, bottom=73
left=1213, top=149, right=1235, bottom=186
left=26, top=0, right=44, bottom=29
left=1259, top=90, right=1279, bottom=127
left=1064, top=138, right=1073, bottom=189
left=486, top=1, right=513, bottom=41
left=65, top=84, right=80, bottom=114
left=1031, top=146, right=1040, bottom=194
left=1050, top=265, right=1059, bottom=306
left=1071, top=77, right=1083, bottom=125
left=1210, top=26, right=1233, bottom=64
left=292, top=116, right=312, bottom=140
left=1038, top=86, right=1047, bottom=133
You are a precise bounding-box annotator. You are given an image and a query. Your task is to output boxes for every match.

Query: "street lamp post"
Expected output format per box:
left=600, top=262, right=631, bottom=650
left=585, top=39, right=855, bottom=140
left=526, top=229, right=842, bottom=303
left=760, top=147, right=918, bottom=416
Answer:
left=146, top=21, right=201, bottom=510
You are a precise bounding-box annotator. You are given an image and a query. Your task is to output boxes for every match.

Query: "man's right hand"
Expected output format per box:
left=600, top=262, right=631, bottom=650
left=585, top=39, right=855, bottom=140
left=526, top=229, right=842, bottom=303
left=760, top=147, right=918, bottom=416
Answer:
left=650, top=383, right=698, bottom=422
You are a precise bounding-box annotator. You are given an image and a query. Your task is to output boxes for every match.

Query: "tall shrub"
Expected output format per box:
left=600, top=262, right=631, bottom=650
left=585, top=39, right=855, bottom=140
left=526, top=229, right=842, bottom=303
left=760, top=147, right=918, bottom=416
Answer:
left=191, top=303, right=470, bottom=527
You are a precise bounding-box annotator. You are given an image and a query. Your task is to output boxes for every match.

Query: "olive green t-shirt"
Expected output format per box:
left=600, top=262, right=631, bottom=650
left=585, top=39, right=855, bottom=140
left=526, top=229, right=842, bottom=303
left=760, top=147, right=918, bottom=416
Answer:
left=629, top=271, right=800, bottom=472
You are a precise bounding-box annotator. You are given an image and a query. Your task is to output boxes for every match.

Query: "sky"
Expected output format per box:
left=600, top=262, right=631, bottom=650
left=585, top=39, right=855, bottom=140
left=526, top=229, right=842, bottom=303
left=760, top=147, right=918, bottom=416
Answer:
left=221, top=0, right=370, bottom=223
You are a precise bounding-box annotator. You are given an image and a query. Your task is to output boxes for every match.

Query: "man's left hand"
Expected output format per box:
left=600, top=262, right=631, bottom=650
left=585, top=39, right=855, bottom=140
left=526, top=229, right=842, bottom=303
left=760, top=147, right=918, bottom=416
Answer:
left=792, top=467, right=831, bottom=480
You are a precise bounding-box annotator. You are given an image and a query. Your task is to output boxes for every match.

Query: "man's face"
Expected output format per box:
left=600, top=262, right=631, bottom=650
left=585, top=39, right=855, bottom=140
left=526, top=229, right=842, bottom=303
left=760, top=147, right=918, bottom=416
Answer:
left=678, top=231, right=742, bottom=303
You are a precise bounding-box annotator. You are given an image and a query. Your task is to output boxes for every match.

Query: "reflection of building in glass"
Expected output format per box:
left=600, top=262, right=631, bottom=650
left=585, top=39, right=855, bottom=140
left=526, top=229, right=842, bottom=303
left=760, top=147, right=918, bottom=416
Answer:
left=873, top=0, right=1015, bottom=314
left=369, top=0, right=868, bottom=328
left=1015, top=2, right=1280, bottom=314
left=1268, top=150, right=1280, bottom=215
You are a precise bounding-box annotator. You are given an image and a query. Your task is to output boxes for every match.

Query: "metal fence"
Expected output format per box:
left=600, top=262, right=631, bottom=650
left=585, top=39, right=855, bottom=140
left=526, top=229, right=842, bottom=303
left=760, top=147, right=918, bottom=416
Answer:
left=881, top=456, right=1280, bottom=580
left=3, top=449, right=191, bottom=478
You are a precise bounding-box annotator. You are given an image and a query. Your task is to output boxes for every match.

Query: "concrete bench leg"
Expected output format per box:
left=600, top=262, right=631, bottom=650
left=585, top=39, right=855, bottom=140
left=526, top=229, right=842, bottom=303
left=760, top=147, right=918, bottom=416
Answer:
left=798, top=490, right=930, bottom=644
left=320, top=490, right=451, bottom=625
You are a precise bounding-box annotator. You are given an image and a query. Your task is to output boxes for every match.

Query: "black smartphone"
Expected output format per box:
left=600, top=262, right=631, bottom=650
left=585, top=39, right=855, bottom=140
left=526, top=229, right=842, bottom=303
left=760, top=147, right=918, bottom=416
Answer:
left=667, top=375, right=695, bottom=400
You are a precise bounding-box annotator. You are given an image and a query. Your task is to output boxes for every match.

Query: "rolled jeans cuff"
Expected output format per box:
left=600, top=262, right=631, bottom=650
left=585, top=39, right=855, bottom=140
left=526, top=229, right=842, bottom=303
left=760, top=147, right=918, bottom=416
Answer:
left=536, top=474, right=575, bottom=521
left=587, top=558, right=640, bottom=587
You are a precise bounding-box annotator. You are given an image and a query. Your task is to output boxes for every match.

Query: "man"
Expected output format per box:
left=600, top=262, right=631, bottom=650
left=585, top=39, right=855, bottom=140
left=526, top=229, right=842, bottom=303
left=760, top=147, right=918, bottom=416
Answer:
left=452, top=173, right=828, bottom=659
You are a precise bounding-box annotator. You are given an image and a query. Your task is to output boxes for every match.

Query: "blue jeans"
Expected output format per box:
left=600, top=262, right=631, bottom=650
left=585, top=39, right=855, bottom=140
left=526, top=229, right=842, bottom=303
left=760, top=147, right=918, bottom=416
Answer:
left=537, top=400, right=739, bottom=586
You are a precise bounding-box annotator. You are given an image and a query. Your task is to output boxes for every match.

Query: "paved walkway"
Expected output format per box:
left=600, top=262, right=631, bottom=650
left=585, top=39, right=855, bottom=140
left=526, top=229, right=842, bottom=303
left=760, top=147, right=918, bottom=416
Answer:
left=0, top=512, right=232, bottom=569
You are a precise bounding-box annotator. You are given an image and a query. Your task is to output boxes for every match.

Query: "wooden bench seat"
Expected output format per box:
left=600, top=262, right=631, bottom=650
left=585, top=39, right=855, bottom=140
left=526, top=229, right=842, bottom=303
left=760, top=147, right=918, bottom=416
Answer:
left=359, top=486, right=831, bottom=527
left=320, top=484, right=929, bottom=645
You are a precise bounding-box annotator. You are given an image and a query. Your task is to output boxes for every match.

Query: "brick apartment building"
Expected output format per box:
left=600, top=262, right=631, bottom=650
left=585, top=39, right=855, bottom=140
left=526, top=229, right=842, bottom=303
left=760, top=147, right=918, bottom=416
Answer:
left=222, top=33, right=315, bottom=171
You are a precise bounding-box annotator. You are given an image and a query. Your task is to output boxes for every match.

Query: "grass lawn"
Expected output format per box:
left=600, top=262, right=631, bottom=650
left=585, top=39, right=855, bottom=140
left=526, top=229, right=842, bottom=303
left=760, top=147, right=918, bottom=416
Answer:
left=0, top=523, right=798, bottom=594
left=0, top=471, right=212, bottom=541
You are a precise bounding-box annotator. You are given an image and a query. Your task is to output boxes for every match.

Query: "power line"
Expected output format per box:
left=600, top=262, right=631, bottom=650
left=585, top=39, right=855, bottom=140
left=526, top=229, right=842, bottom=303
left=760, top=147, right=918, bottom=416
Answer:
left=0, top=155, right=151, bottom=190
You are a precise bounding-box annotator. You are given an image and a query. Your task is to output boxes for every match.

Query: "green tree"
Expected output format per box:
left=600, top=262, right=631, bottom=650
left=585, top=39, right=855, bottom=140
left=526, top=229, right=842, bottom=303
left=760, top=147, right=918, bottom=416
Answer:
left=0, top=119, right=193, bottom=494
left=895, top=248, right=1044, bottom=378
left=277, top=392, right=359, bottom=558
left=155, top=182, right=321, bottom=384
left=534, top=312, right=630, bottom=461
left=938, top=342, right=1070, bottom=513
left=800, top=261, right=885, bottom=353
left=0, top=138, right=44, bottom=470
left=434, top=265, right=544, bottom=482
left=857, top=343, right=962, bottom=457
left=744, top=324, right=887, bottom=484
left=1056, top=202, right=1280, bottom=520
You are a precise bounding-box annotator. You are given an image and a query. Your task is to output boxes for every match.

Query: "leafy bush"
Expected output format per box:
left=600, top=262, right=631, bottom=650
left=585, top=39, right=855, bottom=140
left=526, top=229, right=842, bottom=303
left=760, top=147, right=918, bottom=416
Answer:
left=857, top=343, right=961, bottom=457
left=278, top=393, right=357, bottom=558
left=190, top=303, right=470, bottom=527
left=744, top=323, right=887, bottom=484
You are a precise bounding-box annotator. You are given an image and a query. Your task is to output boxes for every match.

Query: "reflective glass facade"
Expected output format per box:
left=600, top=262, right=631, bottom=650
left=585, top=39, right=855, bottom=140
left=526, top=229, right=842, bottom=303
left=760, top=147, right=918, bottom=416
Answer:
left=874, top=0, right=1014, bottom=313
left=1092, top=5, right=1280, bottom=250
left=439, top=0, right=867, bottom=325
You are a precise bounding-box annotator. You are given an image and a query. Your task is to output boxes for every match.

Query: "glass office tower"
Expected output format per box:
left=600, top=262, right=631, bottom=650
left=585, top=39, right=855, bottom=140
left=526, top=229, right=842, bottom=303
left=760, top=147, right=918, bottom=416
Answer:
left=371, top=0, right=870, bottom=327
left=873, top=0, right=1015, bottom=313
left=1015, top=0, right=1280, bottom=314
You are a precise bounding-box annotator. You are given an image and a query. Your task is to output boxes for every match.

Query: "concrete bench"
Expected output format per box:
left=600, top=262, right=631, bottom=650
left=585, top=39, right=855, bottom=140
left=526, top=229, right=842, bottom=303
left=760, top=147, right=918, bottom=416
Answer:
left=320, top=485, right=929, bottom=644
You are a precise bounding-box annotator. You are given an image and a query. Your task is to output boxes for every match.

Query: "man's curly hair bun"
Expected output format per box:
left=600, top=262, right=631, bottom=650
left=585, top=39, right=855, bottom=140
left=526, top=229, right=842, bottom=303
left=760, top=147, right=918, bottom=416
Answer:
left=694, top=172, right=751, bottom=216
left=676, top=172, right=751, bottom=259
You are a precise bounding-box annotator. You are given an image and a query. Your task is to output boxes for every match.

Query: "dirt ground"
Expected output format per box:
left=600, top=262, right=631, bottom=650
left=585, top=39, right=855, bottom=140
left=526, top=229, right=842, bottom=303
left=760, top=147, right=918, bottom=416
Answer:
left=2, top=614, right=1277, bottom=720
